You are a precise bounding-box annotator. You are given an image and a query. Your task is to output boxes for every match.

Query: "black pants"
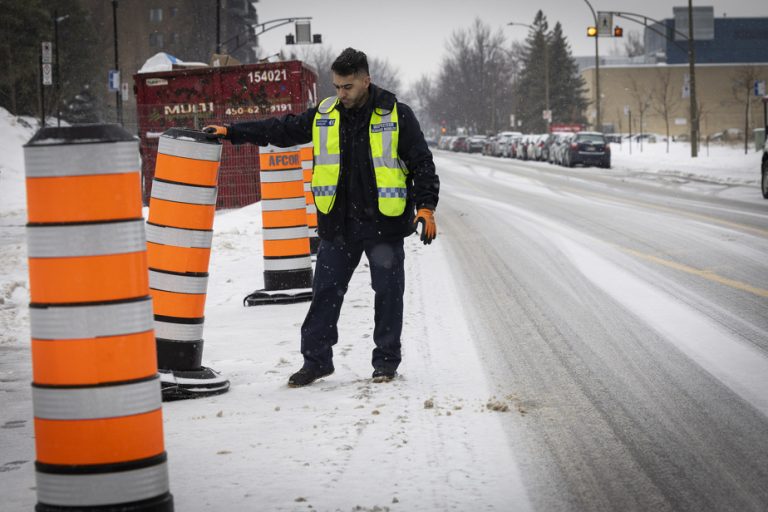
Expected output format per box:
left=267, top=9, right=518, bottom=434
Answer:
left=300, top=237, right=405, bottom=372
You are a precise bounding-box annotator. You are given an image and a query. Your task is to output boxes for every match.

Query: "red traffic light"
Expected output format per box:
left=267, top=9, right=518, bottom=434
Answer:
left=614, top=25, right=624, bottom=37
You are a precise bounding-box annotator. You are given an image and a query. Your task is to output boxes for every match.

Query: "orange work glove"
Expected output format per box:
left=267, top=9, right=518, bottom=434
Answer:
left=202, top=125, right=228, bottom=139
left=414, top=208, right=437, bottom=245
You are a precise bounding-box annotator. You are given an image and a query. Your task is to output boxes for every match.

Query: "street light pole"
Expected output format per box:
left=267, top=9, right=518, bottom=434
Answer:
left=583, top=0, right=601, bottom=131
left=508, top=22, right=550, bottom=131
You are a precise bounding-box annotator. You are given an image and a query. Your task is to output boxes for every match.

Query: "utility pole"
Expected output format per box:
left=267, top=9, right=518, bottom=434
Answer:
left=216, top=0, right=221, bottom=53
left=687, top=0, right=698, bottom=157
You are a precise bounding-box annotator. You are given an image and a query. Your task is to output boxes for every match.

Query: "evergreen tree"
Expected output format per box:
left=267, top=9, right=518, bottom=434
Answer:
left=548, top=22, right=588, bottom=126
left=513, top=11, right=550, bottom=133
left=65, top=84, right=99, bottom=124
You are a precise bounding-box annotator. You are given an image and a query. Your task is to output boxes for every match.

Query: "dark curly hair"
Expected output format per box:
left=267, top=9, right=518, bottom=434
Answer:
left=331, top=47, right=369, bottom=76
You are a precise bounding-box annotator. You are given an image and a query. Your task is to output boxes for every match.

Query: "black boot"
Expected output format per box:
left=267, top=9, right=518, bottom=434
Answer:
left=288, top=366, right=334, bottom=387
left=372, top=368, right=397, bottom=383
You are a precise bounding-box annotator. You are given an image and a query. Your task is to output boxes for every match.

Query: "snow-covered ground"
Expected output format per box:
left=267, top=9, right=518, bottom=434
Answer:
left=0, top=106, right=764, bottom=510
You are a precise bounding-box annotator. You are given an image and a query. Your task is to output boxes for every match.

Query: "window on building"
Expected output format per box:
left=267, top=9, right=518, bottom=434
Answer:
left=169, top=7, right=178, bottom=18
left=171, top=32, right=180, bottom=45
left=149, top=8, right=162, bottom=23
left=149, top=32, right=164, bottom=47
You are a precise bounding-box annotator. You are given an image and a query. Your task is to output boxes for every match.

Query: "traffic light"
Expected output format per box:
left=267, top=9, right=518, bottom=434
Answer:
left=587, top=26, right=598, bottom=37
left=614, top=25, right=623, bottom=37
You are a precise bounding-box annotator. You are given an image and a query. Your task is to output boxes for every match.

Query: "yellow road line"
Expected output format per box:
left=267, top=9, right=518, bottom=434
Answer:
left=619, top=246, right=768, bottom=298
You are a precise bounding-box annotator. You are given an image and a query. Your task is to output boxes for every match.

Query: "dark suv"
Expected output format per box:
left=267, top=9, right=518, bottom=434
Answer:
left=564, top=132, right=611, bottom=168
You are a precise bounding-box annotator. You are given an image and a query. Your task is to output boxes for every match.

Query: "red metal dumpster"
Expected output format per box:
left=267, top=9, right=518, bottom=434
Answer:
left=134, top=60, right=318, bottom=208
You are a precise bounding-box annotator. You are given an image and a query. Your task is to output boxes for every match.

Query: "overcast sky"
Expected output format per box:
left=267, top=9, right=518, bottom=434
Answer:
left=254, top=0, right=765, bottom=88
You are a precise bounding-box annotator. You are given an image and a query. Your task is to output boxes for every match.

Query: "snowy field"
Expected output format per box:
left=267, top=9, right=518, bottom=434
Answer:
left=0, top=106, right=765, bottom=510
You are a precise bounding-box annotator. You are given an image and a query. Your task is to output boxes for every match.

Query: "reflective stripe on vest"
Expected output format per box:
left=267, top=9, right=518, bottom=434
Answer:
left=311, top=96, right=408, bottom=216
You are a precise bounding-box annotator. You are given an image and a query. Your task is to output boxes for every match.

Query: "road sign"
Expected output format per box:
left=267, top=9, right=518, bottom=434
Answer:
left=509, top=114, right=515, bottom=127
left=42, top=63, right=53, bottom=85
left=108, top=70, right=120, bottom=92
left=121, top=82, right=130, bottom=101
left=755, top=80, right=766, bottom=97
left=597, top=12, right=613, bottom=37
left=41, top=42, right=52, bottom=64
left=623, top=105, right=630, bottom=116
left=542, top=110, right=552, bottom=121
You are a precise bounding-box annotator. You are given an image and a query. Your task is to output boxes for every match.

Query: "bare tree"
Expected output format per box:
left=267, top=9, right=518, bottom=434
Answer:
left=651, top=68, right=681, bottom=152
left=624, top=31, right=645, bottom=58
left=368, top=56, right=402, bottom=96
left=731, top=66, right=762, bottom=154
left=627, top=76, right=653, bottom=150
left=298, top=45, right=337, bottom=100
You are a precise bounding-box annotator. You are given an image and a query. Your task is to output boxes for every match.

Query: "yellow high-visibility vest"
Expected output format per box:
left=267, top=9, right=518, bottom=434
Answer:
left=311, top=96, right=408, bottom=216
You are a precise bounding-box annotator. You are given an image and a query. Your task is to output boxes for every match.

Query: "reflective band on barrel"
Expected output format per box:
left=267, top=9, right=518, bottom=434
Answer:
left=27, top=220, right=146, bottom=258
left=150, top=180, right=217, bottom=205
left=30, top=299, right=154, bottom=340
left=260, top=169, right=304, bottom=182
left=154, top=320, right=203, bottom=341
left=33, top=378, right=161, bottom=420
left=261, top=197, right=307, bottom=211
left=149, top=270, right=208, bottom=294
left=36, top=462, right=169, bottom=507
left=263, top=226, right=310, bottom=241
left=24, top=141, right=139, bottom=178
left=306, top=204, right=317, bottom=214
left=158, top=136, right=221, bottom=162
left=263, top=256, right=312, bottom=271
left=377, top=187, right=407, bottom=198
left=145, top=224, right=212, bottom=248
left=314, top=154, right=340, bottom=166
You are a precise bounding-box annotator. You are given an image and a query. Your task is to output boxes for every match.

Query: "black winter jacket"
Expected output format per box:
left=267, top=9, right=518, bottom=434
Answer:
left=226, top=84, right=439, bottom=243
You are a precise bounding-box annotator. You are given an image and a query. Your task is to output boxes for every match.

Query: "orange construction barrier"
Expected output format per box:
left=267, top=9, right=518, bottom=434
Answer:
left=23, top=124, right=173, bottom=511
left=299, top=143, right=320, bottom=254
left=147, top=128, right=229, bottom=400
left=243, top=144, right=313, bottom=306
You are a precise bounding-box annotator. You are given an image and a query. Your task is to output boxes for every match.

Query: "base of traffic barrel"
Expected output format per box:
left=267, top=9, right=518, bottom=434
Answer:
left=243, top=288, right=313, bottom=306
left=309, top=237, right=320, bottom=255
left=159, top=367, right=230, bottom=401
left=37, top=492, right=174, bottom=512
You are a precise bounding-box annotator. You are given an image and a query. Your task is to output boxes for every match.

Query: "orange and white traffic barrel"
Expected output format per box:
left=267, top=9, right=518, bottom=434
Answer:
left=147, top=128, right=229, bottom=400
left=23, top=124, right=174, bottom=512
left=243, top=145, right=313, bottom=306
left=299, top=143, right=320, bottom=254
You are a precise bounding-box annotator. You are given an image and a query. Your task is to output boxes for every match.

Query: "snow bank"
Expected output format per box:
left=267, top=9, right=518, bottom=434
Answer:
left=610, top=140, right=762, bottom=186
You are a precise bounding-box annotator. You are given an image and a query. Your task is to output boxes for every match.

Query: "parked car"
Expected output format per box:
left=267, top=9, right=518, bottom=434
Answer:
left=515, top=135, right=531, bottom=160
left=451, top=136, right=468, bottom=152
left=468, top=135, right=487, bottom=153
left=762, top=136, right=768, bottom=199
left=482, top=135, right=497, bottom=156
left=563, top=132, right=611, bottom=168
left=551, top=133, right=575, bottom=165
left=508, top=135, right=522, bottom=158
left=494, top=131, right=522, bottom=157
left=535, top=134, right=553, bottom=161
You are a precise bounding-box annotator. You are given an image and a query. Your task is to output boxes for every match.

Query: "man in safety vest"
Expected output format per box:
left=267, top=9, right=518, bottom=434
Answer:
left=204, top=48, right=439, bottom=387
